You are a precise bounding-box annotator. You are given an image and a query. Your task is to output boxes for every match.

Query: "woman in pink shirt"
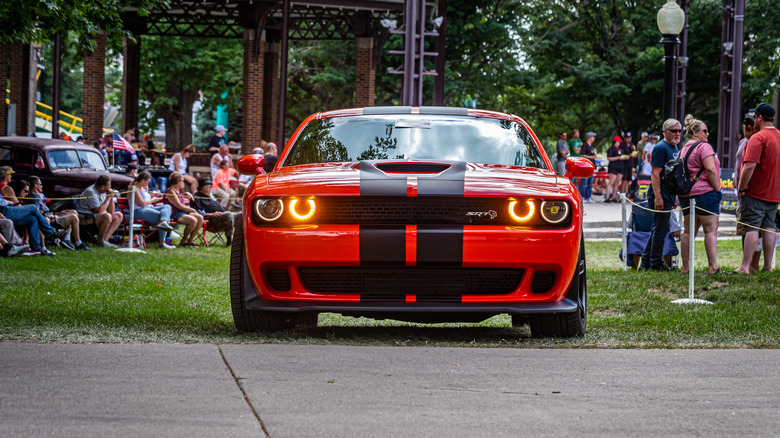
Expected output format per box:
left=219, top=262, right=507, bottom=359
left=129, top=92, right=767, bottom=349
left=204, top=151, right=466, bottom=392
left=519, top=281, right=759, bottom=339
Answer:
left=678, top=114, right=723, bottom=274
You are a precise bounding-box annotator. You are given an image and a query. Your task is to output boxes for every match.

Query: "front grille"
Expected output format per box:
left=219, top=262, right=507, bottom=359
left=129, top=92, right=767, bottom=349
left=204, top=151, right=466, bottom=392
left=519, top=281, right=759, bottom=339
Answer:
left=376, top=163, right=451, bottom=174
left=298, top=267, right=523, bottom=296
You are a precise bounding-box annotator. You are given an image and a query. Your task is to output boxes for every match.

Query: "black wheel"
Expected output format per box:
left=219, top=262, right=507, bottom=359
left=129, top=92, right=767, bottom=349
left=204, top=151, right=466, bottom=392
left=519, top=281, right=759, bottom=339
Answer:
left=230, top=219, right=298, bottom=332
left=529, top=239, right=587, bottom=337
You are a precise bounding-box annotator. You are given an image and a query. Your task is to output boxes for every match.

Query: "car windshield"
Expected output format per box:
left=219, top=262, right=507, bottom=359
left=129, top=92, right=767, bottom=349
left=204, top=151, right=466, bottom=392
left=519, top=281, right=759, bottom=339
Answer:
left=283, top=115, right=548, bottom=170
left=48, top=149, right=106, bottom=171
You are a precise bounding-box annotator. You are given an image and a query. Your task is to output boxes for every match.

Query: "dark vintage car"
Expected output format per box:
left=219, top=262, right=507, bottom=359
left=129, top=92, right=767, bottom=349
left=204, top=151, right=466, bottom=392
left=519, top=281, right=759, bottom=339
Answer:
left=232, top=107, right=594, bottom=337
left=0, top=137, right=132, bottom=207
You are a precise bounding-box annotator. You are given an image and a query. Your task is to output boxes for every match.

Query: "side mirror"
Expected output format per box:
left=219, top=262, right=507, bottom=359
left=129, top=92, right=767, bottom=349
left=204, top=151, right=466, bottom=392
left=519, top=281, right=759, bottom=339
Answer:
left=564, top=157, right=595, bottom=179
left=237, top=154, right=266, bottom=175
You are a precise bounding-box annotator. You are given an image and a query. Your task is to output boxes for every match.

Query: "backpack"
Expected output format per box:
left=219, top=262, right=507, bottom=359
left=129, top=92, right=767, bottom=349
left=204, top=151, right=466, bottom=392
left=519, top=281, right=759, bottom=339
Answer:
left=661, top=141, right=704, bottom=196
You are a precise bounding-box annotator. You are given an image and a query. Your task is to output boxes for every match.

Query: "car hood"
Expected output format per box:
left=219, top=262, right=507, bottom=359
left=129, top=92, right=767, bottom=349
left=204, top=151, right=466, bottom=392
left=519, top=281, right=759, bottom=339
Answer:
left=257, top=161, right=571, bottom=198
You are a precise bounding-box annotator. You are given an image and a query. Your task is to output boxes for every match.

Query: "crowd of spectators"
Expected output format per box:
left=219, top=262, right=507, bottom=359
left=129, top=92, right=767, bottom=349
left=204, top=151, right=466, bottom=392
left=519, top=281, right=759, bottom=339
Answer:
left=0, top=124, right=277, bottom=255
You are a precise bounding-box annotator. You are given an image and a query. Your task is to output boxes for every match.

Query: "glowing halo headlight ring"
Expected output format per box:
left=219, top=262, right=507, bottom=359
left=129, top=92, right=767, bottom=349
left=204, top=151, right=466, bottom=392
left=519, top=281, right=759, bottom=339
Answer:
left=508, top=199, right=535, bottom=222
left=540, top=200, right=569, bottom=224
left=289, top=198, right=316, bottom=221
left=254, top=198, right=284, bottom=222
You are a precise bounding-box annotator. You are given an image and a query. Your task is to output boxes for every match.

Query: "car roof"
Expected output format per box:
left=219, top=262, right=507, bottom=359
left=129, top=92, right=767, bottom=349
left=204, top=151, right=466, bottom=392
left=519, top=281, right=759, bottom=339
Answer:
left=314, top=106, right=522, bottom=123
left=0, top=136, right=98, bottom=152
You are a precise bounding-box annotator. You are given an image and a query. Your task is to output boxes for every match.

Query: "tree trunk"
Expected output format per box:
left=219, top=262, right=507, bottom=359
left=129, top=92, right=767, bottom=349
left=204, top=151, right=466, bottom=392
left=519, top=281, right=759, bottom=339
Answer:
left=148, top=87, right=199, bottom=153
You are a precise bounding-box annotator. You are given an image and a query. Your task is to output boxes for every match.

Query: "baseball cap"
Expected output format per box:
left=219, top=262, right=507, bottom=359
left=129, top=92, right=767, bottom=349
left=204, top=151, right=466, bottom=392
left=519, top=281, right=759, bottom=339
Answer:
left=612, top=135, right=622, bottom=142
left=641, top=131, right=648, bottom=137
left=216, top=125, right=226, bottom=132
left=744, top=108, right=756, bottom=123
left=200, top=178, right=213, bottom=186
left=126, top=163, right=138, bottom=171
left=625, top=132, right=632, bottom=137
left=585, top=131, right=597, bottom=139
left=754, top=103, right=775, bottom=120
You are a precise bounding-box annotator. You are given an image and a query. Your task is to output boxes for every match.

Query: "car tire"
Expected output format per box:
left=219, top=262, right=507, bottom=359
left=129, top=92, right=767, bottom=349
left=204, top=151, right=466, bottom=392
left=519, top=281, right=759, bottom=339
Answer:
left=529, top=238, right=587, bottom=338
left=230, top=219, right=298, bottom=332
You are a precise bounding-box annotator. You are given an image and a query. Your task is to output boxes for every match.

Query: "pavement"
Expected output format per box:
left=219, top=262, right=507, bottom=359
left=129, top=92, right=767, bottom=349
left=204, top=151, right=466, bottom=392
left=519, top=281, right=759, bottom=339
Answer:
left=2, top=343, right=779, bottom=437
left=582, top=193, right=738, bottom=240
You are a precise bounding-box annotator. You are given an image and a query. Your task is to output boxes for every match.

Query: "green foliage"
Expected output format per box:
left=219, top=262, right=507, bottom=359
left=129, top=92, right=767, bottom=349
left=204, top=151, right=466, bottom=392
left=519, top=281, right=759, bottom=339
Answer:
left=286, top=40, right=357, bottom=131
left=138, top=35, right=243, bottom=151
left=0, top=0, right=160, bottom=49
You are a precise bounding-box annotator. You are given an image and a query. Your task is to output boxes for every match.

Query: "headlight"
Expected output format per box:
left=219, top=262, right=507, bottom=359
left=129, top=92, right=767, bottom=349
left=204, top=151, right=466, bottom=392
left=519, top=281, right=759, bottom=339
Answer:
left=289, top=198, right=316, bottom=220
left=540, top=200, right=569, bottom=224
left=508, top=199, right=535, bottom=222
left=254, top=198, right=284, bottom=222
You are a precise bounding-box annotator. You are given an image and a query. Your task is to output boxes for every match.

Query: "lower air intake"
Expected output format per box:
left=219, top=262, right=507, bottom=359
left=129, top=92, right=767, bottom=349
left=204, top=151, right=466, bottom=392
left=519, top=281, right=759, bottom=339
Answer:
left=299, top=267, right=523, bottom=296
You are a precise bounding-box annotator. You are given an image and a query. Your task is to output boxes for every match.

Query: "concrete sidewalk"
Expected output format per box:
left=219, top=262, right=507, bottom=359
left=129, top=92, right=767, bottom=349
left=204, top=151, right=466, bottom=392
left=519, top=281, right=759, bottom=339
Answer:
left=2, top=342, right=779, bottom=437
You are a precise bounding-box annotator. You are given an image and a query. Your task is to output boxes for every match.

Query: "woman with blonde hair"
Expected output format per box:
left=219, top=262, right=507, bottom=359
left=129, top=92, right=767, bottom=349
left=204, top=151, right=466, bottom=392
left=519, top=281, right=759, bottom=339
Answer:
left=164, top=171, right=204, bottom=247
left=678, top=114, right=722, bottom=274
left=131, top=171, right=175, bottom=249
left=168, top=144, right=198, bottom=192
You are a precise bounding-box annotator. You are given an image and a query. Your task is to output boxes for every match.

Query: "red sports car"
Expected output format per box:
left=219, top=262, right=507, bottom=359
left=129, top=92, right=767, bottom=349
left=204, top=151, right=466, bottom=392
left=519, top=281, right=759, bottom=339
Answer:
left=232, top=107, right=594, bottom=337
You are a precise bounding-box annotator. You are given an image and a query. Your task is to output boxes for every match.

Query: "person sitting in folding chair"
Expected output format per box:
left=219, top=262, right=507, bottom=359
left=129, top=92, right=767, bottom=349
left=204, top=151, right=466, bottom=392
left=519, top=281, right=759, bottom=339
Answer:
left=191, top=178, right=238, bottom=246
left=130, top=171, right=175, bottom=249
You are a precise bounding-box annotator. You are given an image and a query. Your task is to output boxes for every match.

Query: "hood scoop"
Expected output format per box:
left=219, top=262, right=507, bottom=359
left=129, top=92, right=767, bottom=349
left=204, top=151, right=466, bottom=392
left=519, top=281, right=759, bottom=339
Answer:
left=375, top=162, right=452, bottom=174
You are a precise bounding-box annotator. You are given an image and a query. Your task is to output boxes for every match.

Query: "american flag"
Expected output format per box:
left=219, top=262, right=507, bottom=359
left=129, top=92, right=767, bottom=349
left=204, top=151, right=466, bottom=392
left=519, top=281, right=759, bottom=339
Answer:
left=112, top=132, right=136, bottom=154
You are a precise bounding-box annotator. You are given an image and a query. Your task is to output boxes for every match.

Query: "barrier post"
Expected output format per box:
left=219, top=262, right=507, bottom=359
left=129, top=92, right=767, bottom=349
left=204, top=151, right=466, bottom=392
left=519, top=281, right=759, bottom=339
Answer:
left=672, top=199, right=711, bottom=305
left=621, top=193, right=628, bottom=271
left=117, top=185, right=145, bottom=253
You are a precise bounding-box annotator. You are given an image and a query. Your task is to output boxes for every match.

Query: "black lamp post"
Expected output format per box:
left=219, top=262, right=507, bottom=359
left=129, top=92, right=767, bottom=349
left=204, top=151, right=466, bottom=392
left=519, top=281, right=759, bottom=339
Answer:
left=657, top=0, right=686, bottom=121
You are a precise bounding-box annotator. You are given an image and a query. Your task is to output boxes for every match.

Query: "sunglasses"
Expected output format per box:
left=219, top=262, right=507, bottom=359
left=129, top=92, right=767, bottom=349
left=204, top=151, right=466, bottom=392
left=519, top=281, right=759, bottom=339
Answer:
left=667, top=129, right=682, bottom=134
left=700, top=129, right=709, bottom=134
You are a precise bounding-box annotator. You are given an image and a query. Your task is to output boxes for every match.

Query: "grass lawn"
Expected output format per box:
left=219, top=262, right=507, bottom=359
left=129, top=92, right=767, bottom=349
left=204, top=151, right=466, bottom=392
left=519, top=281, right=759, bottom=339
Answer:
left=1, top=238, right=778, bottom=347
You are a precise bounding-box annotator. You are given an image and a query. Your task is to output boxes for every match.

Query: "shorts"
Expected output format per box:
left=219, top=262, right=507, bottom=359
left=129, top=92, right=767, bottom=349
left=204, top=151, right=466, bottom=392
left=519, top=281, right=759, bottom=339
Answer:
left=172, top=211, right=188, bottom=221
left=608, top=167, right=622, bottom=176
left=53, top=214, right=71, bottom=228
left=737, top=195, right=778, bottom=233
left=678, top=190, right=722, bottom=216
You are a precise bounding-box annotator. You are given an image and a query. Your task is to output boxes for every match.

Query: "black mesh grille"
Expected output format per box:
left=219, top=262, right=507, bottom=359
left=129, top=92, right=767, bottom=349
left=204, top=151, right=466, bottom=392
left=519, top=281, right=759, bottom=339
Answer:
left=376, top=163, right=451, bottom=173
left=267, top=269, right=291, bottom=291
left=298, top=267, right=523, bottom=296
left=531, top=271, right=556, bottom=294
left=254, top=196, right=572, bottom=228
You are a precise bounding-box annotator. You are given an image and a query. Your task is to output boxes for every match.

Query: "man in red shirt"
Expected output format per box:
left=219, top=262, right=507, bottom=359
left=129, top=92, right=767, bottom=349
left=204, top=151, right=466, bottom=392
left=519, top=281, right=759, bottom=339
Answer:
left=735, top=103, right=780, bottom=273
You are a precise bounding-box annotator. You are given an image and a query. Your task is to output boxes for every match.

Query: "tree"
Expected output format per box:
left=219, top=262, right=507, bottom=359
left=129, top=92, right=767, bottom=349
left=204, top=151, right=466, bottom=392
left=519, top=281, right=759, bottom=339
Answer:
left=138, top=35, right=243, bottom=152
left=0, top=0, right=159, bottom=49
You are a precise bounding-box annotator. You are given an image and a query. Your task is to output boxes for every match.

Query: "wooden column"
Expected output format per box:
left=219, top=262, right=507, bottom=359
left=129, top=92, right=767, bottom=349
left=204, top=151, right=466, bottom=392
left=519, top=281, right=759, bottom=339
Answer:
left=122, top=36, right=141, bottom=134
left=82, top=33, right=106, bottom=143
left=0, top=43, right=7, bottom=135
left=262, top=42, right=279, bottom=143
left=242, top=29, right=265, bottom=155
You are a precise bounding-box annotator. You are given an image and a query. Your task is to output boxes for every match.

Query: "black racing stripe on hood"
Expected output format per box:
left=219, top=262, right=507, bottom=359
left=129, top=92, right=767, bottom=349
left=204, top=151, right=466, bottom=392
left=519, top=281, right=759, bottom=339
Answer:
left=416, top=161, right=467, bottom=196
left=359, top=161, right=407, bottom=196
left=359, top=226, right=406, bottom=266
left=416, top=226, right=464, bottom=266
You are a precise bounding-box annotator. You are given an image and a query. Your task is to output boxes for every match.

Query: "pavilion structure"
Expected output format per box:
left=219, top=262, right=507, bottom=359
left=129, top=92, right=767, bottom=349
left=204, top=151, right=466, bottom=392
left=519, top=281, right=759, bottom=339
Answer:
left=1, top=0, right=446, bottom=154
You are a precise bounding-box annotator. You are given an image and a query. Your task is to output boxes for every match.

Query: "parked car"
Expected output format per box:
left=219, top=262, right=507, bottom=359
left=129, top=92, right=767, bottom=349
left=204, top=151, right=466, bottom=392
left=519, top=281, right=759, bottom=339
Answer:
left=231, top=107, right=594, bottom=337
left=0, top=137, right=132, bottom=208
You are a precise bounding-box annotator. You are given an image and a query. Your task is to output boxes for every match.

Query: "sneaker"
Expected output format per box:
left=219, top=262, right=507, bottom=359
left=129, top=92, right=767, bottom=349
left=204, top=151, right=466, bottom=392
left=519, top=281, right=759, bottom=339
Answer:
left=156, top=221, right=174, bottom=232
left=100, top=241, right=118, bottom=248
left=171, top=231, right=181, bottom=239
left=60, top=239, right=76, bottom=250
left=159, top=243, right=176, bottom=249
left=6, top=244, right=30, bottom=257
left=40, top=247, right=56, bottom=256
left=22, top=249, right=41, bottom=256
left=75, top=242, right=92, bottom=251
